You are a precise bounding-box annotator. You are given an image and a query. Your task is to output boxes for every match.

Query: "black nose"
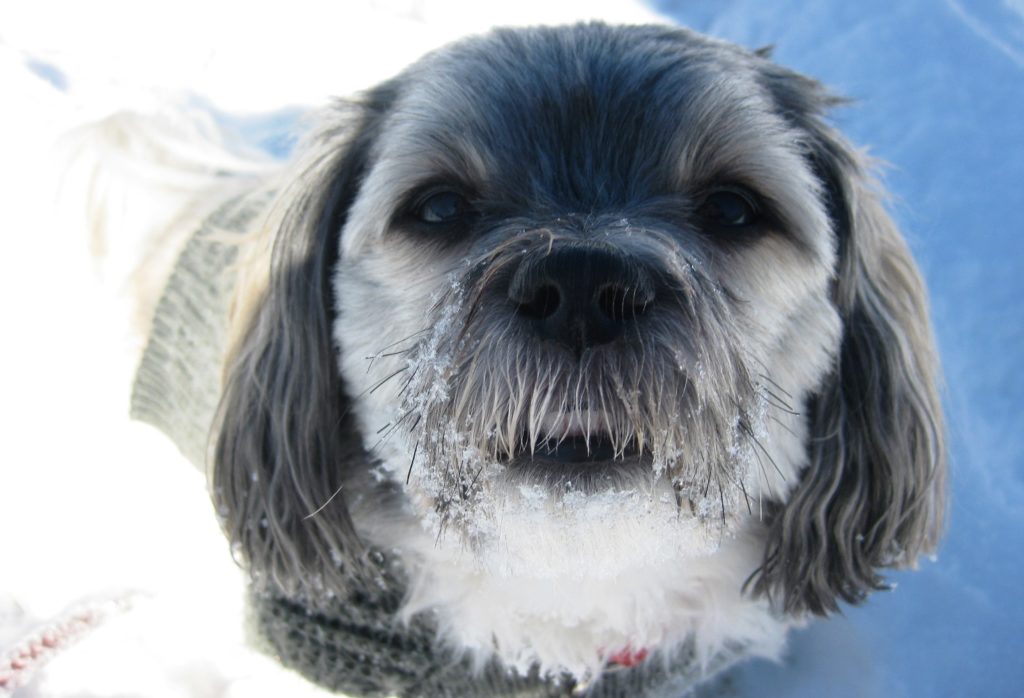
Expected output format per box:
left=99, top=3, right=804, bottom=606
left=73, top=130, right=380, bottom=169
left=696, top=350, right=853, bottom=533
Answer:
left=508, top=246, right=655, bottom=352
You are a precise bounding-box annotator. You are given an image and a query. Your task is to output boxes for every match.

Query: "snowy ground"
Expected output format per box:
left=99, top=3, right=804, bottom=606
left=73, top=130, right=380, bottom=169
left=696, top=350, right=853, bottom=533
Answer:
left=1, top=0, right=1021, bottom=696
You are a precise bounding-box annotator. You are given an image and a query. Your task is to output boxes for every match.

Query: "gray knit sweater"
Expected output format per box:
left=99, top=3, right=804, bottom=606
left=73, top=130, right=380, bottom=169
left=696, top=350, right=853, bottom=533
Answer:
left=130, top=199, right=733, bottom=697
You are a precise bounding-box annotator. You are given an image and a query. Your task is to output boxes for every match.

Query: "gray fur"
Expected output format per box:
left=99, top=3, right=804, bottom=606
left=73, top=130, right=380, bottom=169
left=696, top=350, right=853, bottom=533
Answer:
left=210, top=21, right=945, bottom=662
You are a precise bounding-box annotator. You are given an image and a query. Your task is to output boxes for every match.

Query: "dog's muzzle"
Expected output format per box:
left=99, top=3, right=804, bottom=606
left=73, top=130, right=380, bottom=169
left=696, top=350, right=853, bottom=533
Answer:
left=496, top=244, right=661, bottom=475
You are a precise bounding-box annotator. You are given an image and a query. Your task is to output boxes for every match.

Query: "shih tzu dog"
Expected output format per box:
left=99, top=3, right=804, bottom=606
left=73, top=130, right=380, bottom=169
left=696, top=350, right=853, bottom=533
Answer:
left=126, top=22, right=945, bottom=697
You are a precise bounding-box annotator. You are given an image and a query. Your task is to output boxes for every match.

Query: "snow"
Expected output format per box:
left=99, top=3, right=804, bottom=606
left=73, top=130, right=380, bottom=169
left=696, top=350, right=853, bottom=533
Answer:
left=1, top=0, right=1021, bottom=695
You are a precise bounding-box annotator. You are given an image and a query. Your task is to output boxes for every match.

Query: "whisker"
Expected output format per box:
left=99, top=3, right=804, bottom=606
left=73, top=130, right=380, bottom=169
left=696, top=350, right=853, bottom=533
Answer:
left=734, top=469, right=753, bottom=516
left=406, top=440, right=419, bottom=484
left=748, top=445, right=770, bottom=519
left=716, top=470, right=726, bottom=521
left=757, top=372, right=794, bottom=399
left=366, top=347, right=415, bottom=361
left=366, top=365, right=409, bottom=396
left=396, top=366, right=420, bottom=397
left=465, top=463, right=486, bottom=498
left=304, top=484, right=344, bottom=520
left=740, top=421, right=785, bottom=481
left=768, top=413, right=799, bottom=438
left=369, top=408, right=418, bottom=452
left=759, top=386, right=798, bottom=414
left=365, top=327, right=431, bottom=371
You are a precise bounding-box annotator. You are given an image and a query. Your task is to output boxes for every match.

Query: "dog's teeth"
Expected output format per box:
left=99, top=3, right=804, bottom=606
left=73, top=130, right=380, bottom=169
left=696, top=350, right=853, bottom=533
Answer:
left=538, top=411, right=608, bottom=440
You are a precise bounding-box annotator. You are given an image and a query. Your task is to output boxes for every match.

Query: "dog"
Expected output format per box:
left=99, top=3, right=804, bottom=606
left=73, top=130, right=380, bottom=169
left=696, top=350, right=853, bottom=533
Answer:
left=125, top=22, right=945, bottom=696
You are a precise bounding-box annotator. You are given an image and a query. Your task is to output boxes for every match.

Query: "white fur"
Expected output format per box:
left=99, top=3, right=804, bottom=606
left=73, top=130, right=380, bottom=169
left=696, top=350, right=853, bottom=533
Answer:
left=362, top=497, right=791, bottom=681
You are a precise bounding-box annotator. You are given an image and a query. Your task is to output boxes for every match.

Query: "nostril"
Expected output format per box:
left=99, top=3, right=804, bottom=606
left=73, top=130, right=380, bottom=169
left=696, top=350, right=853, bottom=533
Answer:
left=596, top=284, right=650, bottom=323
left=508, top=247, right=658, bottom=351
left=517, top=283, right=562, bottom=320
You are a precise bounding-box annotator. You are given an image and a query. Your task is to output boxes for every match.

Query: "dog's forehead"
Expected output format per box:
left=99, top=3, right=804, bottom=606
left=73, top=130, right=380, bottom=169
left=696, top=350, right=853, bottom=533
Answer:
left=386, top=25, right=781, bottom=199
left=342, top=24, right=831, bottom=261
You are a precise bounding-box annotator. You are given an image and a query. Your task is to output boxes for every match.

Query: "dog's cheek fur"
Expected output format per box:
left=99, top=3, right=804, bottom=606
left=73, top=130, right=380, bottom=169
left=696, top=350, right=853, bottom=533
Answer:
left=714, top=233, right=843, bottom=500
left=332, top=238, right=457, bottom=461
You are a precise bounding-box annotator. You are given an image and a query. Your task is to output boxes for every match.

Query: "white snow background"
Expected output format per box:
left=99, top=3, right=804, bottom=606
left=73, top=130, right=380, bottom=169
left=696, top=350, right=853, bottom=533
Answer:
left=0, top=0, right=1020, bottom=696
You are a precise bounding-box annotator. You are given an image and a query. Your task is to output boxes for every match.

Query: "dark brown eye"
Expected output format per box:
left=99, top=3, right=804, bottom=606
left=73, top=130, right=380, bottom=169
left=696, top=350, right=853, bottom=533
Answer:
left=415, top=191, right=470, bottom=224
left=698, top=188, right=760, bottom=228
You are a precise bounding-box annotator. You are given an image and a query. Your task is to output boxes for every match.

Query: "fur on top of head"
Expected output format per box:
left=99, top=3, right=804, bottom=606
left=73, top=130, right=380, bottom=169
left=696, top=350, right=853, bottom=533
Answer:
left=211, top=22, right=944, bottom=682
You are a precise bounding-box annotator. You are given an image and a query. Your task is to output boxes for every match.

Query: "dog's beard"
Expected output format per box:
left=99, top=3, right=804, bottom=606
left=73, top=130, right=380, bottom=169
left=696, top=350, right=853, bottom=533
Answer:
left=369, top=236, right=780, bottom=574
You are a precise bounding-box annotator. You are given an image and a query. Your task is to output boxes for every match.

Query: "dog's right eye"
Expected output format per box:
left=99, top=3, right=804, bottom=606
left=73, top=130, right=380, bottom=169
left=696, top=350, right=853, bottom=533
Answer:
left=697, top=188, right=760, bottom=229
left=414, top=191, right=470, bottom=224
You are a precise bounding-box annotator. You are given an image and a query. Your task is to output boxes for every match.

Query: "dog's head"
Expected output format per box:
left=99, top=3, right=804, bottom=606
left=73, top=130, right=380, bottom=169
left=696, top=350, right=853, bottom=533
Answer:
left=213, top=23, right=944, bottom=626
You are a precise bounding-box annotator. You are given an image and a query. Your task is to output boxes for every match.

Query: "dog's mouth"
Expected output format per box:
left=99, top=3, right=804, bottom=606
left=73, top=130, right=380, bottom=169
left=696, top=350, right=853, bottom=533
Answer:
left=532, top=433, right=630, bottom=463
left=503, top=411, right=648, bottom=481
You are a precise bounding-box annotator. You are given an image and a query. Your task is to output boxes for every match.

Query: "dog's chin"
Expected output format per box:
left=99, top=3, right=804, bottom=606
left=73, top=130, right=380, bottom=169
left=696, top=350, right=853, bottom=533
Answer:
left=471, top=480, right=729, bottom=580
left=389, top=459, right=761, bottom=680
left=381, top=438, right=735, bottom=582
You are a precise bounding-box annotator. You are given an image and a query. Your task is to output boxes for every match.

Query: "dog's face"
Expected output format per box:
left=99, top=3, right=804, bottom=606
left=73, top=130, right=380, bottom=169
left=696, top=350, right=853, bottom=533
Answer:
left=333, top=26, right=842, bottom=572
left=213, top=23, right=945, bottom=680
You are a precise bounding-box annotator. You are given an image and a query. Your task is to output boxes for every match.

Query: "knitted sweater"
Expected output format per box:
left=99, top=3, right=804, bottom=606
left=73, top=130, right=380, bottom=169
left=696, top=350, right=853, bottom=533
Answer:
left=129, top=198, right=734, bottom=697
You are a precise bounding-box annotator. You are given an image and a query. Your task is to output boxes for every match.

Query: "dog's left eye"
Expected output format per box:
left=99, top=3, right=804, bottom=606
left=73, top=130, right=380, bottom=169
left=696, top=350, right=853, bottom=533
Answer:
left=697, top=188, right=760, bottom=228
left=415, top=191, right=471, bottom=224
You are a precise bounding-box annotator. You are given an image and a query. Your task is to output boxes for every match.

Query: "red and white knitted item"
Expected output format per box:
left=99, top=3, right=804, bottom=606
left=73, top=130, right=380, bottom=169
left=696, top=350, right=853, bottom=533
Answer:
left=0, top=594, right=137, bottom=696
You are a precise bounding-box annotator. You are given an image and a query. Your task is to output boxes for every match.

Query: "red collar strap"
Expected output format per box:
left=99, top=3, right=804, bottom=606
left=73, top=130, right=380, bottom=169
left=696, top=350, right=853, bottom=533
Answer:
left=606, top=645, right=650, bottom=668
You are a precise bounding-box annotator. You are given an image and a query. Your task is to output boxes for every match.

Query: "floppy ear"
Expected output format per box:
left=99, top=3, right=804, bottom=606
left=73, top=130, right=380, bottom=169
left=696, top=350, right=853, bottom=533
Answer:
left=211, top=85, right=396, bottom=596
left=752, top=66, right=946, bottom=615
